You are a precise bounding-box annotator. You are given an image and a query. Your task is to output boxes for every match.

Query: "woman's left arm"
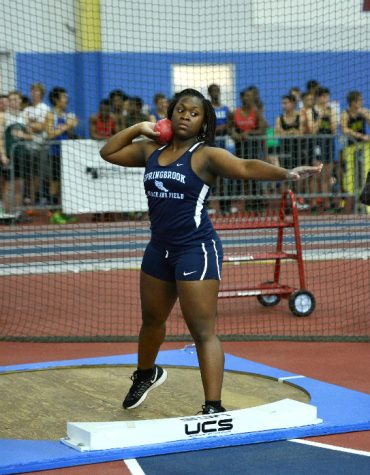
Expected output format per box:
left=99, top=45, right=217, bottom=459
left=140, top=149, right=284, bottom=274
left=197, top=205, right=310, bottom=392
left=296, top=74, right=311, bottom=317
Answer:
left=206, top=147, right=322, bottom=181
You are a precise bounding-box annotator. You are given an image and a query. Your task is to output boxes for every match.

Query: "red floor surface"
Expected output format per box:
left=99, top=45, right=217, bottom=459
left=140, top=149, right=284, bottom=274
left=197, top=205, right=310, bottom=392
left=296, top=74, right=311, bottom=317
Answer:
left=1, top=341, right=369, bottom=474
left=2, top=260, right=369, bottom=340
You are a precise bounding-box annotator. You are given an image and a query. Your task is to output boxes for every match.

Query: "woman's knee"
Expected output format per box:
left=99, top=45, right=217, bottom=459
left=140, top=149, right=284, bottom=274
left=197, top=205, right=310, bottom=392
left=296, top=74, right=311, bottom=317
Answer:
left=189, top=324, right=216, bottom=344
left=141, top=311, right=167, bottom=328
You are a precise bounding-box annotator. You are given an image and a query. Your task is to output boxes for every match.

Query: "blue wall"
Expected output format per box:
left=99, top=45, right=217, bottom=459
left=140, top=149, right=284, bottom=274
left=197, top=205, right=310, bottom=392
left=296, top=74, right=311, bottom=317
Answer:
left=17, top=51, right=370, bottom=138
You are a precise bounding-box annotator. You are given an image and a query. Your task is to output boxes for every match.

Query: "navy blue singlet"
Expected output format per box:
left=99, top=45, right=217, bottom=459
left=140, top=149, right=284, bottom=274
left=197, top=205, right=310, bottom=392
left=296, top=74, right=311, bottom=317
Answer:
left=143, top=142, right=217, bottom=249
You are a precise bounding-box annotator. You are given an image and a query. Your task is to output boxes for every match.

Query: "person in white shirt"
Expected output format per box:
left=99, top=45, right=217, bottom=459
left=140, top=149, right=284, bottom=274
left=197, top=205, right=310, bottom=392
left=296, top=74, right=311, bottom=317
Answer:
left=24, top=83, right=49, bottom=142
left=23, top=83, right=50, bottom=205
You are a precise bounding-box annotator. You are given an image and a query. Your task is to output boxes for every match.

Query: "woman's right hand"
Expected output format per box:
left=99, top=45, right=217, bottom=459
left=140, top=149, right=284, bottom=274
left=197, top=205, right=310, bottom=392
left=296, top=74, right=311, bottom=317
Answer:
left=138, top=121, right=161, bottom=140
left=288, top=164, right=323, bottom=181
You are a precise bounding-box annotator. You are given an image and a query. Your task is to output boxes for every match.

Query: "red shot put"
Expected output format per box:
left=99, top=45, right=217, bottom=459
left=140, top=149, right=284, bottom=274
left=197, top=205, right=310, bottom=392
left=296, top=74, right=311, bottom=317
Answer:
left=154, top=118, right=174, bottom=144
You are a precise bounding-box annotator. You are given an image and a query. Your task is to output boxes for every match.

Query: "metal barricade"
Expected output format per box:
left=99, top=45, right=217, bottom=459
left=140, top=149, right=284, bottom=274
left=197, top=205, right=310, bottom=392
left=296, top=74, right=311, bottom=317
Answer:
left=209, top=134, right=370, bottom=214
left=3, top=135, right=370, bottom=219
left=5, top=140, right=62, bottom=217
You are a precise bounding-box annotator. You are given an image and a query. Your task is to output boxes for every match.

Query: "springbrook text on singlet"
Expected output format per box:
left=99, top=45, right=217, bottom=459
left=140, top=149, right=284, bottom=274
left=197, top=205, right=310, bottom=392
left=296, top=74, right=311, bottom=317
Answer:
left=144, top=170, right=186, bottom=200
left=144, top=170, right=186, bottom=184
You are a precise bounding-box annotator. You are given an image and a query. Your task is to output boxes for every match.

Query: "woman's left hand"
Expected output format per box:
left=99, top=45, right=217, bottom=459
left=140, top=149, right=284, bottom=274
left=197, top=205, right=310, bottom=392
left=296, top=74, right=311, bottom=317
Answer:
left=287, top=164, right=323, bottom=181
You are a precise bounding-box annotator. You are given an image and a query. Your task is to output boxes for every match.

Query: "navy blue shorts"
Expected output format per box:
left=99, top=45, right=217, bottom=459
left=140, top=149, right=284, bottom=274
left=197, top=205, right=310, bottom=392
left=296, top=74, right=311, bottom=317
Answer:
left=141, top=239, right=223, bottom=282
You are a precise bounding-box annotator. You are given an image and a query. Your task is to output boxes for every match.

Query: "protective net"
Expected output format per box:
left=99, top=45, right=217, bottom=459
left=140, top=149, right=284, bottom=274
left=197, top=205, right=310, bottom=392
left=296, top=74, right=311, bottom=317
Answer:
left=0, top=1, right=369, bottom=341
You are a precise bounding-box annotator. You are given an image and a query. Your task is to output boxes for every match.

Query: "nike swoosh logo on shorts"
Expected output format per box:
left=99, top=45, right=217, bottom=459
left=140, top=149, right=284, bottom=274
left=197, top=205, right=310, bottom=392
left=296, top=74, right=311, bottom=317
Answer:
left=176, top=163, right=184, bottom=167
left=183, top=270, right=197, bottom=276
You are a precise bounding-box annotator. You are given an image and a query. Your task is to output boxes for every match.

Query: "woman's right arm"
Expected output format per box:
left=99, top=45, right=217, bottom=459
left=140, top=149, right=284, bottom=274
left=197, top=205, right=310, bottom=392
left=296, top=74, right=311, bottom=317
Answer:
left=100, top=122, right=160, bottom=167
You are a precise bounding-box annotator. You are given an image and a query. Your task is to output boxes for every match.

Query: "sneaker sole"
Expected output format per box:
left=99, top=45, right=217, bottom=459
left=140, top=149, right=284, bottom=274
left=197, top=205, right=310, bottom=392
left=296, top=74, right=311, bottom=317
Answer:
left=124, top=368, right=168, bottom=410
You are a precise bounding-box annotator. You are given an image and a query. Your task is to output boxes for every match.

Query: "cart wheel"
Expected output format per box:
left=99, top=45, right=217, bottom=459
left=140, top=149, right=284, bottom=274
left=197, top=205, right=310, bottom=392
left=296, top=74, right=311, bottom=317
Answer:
left=288, top=290, right=316, bottom=317
left=257, top=282, right=281, bottom=307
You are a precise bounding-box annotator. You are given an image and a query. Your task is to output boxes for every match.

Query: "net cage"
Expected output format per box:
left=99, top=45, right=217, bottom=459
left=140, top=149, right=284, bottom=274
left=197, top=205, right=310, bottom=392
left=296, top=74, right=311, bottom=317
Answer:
left=0, top=0, right=369, bottom=341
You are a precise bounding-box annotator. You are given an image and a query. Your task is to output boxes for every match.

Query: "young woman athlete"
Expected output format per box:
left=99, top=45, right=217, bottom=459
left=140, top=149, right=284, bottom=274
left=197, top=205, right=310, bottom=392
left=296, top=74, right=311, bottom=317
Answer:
left=100, top=89, right=322, bottom=414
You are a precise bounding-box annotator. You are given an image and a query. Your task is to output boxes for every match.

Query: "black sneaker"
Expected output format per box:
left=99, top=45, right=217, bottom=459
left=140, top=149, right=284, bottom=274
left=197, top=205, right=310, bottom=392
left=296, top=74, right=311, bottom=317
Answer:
left=122, top=365, right=167, bottom=409
left=201, top=404, right=226, bottom=414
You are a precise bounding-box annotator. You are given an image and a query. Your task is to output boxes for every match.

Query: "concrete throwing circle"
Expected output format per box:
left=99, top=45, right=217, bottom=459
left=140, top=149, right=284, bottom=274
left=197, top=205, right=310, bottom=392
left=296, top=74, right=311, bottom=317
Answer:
left=1, top=365, right=309, bottom=440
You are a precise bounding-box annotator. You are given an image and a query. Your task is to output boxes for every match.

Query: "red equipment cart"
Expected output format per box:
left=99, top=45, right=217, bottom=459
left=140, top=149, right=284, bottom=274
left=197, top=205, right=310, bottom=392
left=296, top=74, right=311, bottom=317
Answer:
left=212, top=190, right=316, bottom=317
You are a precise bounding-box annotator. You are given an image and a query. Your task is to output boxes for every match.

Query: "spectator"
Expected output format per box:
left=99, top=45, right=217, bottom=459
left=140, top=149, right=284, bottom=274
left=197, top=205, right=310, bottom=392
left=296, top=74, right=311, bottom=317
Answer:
left=229, top=87, right=268, bottom=211
left=125, top=96, right=149, bottom=128
left=306, top=80, right=320, bottom=99
left=275, top=94, right=309, bottom=209
left=299, top=92, right=317, bottom=135
left=274, top=94, right=302, bottom=169
left=246, top=85, right=264, bottom=112
left=21, top=95, right=32, bottom=110
left=109, top=89, right=128, bottom=131
left=45, top=86, right=79, bottom=205
left=208, top=84, right=232, bottom=214
left=149, top=93, right=168, bottom=122
left=208, top=84, right=230, bottom=149
left=289, top=87, right=303, bottom=109
left=300, top=92, right=319, bottom=164
left=90, top=99, right=116, bottom=140
left=0, top=90, right=33, bottom=214
left=340, top=91, right=370, bottom=210
left=312, top=87, right=337, bottom=211
left=0, top=94, right=8, bottom=113
left=24, top=84, right=50, bottom=137
left=23, top=83, right=50, bottom=205
left=89, top=100, right=117, bottom=223
left=299, top=92, right=322, bottom=209
left=229, top=87, right=267, bottom=159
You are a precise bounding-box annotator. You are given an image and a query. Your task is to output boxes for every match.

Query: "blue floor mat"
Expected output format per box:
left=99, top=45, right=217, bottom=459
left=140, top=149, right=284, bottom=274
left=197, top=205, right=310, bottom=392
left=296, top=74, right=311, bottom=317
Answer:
left=1, top=349, right=369, bottom=474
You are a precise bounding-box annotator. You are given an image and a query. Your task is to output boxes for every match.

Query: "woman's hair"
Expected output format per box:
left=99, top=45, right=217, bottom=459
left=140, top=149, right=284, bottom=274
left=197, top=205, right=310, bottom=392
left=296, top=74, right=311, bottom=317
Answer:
left=167, top=88, right=216, bottom=145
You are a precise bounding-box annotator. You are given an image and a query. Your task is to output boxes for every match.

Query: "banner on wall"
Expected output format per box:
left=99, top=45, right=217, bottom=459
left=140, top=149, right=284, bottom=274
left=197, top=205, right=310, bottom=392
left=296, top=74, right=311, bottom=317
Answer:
left=61, top=140, right=148, bottom=214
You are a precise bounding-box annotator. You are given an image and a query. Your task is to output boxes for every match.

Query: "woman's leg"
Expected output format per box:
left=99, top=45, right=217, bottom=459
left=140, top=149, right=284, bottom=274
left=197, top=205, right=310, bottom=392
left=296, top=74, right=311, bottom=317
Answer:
left=177, top=279, right=224, bottom=401
left=138, top=271, right=178, bottom=369
left=122, top=271, right=178, bottom=409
